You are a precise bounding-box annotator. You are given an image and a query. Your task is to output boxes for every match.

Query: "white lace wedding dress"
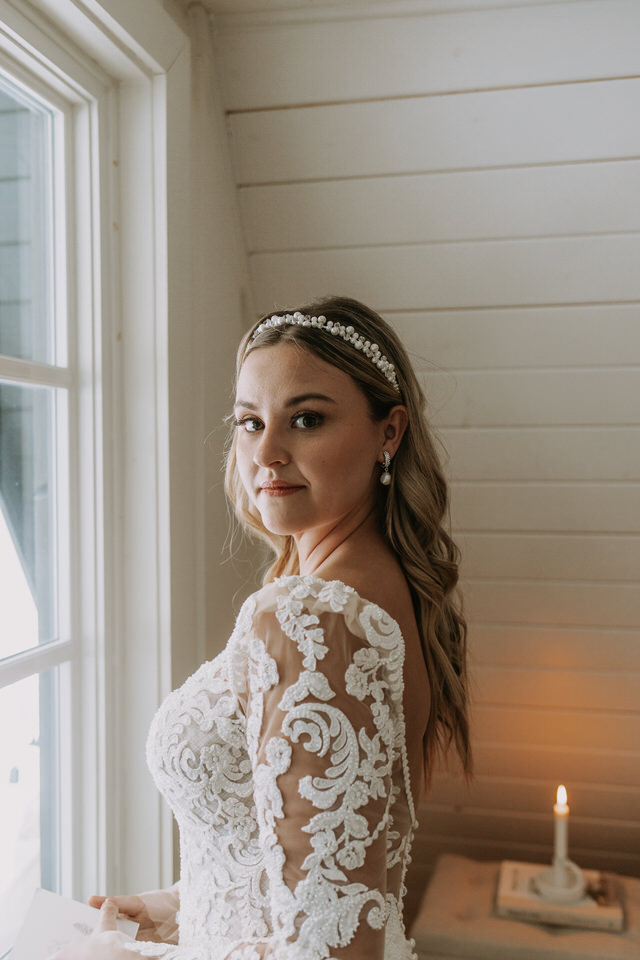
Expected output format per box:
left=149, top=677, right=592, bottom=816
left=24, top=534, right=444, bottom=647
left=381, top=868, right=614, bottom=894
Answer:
left=124, top=575, right=419, bottom=960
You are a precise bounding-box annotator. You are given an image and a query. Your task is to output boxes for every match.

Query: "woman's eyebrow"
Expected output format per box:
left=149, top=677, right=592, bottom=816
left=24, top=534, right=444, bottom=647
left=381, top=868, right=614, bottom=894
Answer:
left=234, top=393, right=337, bottom=410
left=286, top=393, right=337, bottom=406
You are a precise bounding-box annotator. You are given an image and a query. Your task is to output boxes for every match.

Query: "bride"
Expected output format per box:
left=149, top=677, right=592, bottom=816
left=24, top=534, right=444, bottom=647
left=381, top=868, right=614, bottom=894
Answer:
left=51, top=296, right=472, bottom=960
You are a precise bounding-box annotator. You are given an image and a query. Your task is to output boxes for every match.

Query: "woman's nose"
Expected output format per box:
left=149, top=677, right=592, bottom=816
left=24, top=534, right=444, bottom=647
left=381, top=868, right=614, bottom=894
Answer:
left=253, top=425, right=289, bottom=466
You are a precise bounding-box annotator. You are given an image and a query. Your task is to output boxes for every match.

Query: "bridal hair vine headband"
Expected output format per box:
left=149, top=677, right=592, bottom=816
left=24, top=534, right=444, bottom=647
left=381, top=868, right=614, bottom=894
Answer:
left=251, top=312, right=400, bottom=393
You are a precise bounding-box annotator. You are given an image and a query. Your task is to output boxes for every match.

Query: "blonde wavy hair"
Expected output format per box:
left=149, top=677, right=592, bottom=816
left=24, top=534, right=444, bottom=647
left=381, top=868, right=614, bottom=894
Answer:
left=225, top=295, right=472, bottom=788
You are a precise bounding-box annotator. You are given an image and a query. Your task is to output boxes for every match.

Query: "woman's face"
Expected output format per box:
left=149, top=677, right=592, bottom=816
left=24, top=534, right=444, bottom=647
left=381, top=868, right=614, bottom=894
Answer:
left=234, top=342, right=391, bottom=540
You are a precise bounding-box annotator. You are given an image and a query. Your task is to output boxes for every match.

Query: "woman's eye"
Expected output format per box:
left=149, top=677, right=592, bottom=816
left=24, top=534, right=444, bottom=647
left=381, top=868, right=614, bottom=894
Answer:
left=292, top=412, right=322, bottom=429
left=235, top=417, right=262, bottom=432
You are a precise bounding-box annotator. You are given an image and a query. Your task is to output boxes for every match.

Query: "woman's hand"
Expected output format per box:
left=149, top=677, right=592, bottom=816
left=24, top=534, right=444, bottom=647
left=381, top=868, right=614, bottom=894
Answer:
left=47, top=900, right=136, bottom=959
left=89, top=893, right=165, bottom=941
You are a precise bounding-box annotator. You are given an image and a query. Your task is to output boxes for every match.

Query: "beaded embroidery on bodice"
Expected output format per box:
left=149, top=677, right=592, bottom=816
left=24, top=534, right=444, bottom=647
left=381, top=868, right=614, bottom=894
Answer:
left=126, top=576, right=419, bottom=960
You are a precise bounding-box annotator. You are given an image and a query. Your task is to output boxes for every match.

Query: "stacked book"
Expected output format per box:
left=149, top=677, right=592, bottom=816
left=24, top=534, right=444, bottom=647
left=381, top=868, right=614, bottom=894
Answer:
left=496, top=860, right=625, bottom=932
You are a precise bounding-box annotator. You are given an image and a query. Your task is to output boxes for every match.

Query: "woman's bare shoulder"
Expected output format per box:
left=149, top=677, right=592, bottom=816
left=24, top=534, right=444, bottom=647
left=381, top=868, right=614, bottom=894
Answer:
left=315, top=557, right=416, bottom=638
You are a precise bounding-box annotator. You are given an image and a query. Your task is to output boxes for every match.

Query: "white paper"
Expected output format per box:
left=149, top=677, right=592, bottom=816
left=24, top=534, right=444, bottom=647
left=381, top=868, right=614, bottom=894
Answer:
left=10, top=888, right=139, bottom=959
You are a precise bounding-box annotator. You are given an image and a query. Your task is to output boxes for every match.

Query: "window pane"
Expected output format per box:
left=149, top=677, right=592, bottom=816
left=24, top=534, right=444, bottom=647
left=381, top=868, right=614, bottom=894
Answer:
left=0, top=76, right=55, bottom=365
left=0, top=382, right=68, bottom=659
left=0, top=663, right=70, bottom=955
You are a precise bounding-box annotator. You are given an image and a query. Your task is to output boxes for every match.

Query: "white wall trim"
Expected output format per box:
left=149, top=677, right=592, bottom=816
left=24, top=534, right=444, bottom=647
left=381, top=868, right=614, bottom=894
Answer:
left=25, top=0, right=186, bottom=76
left=209, top=0, right=592, bottom=31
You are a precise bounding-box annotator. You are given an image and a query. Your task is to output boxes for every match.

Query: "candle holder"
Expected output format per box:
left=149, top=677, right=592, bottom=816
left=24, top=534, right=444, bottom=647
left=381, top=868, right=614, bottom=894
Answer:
left=535, top=858, right=586, bottom=904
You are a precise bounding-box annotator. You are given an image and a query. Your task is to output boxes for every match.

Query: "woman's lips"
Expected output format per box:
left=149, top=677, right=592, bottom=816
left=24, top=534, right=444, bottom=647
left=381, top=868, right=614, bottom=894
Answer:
left=259, top=482, right=304, bottom=497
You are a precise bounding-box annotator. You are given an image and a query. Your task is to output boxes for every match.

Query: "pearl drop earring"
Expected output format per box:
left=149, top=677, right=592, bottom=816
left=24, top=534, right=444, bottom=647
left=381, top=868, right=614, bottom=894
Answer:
left=380, top=450, right=392, bottom=486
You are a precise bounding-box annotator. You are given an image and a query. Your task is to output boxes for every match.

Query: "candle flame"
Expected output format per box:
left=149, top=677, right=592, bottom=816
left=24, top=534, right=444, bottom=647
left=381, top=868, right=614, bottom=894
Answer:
left=557, top=784, right=568, bottom=806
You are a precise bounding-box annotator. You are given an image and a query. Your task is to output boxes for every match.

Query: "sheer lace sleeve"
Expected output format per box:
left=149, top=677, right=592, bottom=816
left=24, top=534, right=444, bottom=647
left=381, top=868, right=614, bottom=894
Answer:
left=240, top=579, right=398, bottom=960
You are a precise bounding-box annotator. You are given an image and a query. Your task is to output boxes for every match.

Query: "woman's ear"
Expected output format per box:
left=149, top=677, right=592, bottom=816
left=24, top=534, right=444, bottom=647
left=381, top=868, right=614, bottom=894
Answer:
left=381, top=405, right=409, bottom=459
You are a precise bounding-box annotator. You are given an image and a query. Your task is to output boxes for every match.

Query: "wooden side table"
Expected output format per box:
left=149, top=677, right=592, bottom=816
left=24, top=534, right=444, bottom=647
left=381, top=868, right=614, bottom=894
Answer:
left=411, top=854, right=640, bottom=960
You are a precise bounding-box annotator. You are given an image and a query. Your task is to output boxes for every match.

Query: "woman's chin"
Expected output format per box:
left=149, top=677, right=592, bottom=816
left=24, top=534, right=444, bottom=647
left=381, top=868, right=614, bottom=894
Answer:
left=256, top=509, right=299, bottom=538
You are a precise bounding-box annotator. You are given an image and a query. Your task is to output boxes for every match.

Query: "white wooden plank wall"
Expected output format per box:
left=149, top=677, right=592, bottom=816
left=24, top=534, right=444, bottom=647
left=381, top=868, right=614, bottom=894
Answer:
left=212, top=0, right=640, bottom=921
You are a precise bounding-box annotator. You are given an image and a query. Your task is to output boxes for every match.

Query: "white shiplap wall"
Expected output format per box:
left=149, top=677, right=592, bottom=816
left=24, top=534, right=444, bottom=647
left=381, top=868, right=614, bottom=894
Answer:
left=210, top=0, right=640, bottom=920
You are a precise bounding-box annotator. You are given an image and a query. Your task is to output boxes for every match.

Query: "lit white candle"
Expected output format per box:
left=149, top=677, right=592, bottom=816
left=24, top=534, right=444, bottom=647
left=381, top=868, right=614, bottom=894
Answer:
left=536, top=784, right=584, bottom=901
left=553, top=784, right=569, bottom=863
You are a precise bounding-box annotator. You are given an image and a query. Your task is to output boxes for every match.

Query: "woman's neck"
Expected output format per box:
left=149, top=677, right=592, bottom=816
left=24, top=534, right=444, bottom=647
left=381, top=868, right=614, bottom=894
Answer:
left=295, top=503, right=390, bottom=578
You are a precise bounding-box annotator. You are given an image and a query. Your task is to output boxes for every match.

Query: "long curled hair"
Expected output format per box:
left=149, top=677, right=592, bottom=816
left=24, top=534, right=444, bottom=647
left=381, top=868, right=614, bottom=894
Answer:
left=225, top=295, right=472, bottom=788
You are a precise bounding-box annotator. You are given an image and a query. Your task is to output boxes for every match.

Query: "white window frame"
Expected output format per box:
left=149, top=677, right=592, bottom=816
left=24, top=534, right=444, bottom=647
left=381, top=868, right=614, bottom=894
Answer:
left=0, top=0, right=195, bottom=901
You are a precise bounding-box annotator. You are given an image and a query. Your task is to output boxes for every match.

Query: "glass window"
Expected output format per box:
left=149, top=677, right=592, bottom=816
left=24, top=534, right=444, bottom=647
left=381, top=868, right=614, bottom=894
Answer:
left=1, top=0, right=185, bottom=931
left=0, top=79, right=57, bottom=365
left=0, top=382, right=69, bottom=659
left=0, top=664, right=70, bottom=956
left=0, top=68, right=72, bottom=954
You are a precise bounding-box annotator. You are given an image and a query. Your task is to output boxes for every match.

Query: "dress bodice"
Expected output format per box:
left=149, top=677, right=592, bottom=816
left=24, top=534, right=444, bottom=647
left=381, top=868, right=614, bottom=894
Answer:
left=124, top=576, right=419, bottom=960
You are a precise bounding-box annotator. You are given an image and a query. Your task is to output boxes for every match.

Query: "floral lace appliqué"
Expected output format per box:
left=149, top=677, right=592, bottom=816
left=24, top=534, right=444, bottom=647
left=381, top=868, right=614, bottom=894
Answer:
left=143, top=576, right=418, bottom=960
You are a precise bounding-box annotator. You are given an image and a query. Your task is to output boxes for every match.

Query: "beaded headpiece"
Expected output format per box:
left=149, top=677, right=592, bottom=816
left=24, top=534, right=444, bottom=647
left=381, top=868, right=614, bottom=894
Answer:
left=251, top=312, right=400, bottom=393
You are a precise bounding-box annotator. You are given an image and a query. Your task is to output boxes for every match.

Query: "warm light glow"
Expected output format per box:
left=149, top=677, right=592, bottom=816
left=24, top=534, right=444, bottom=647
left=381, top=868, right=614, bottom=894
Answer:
left=556, top=784, right=568, bottom=807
